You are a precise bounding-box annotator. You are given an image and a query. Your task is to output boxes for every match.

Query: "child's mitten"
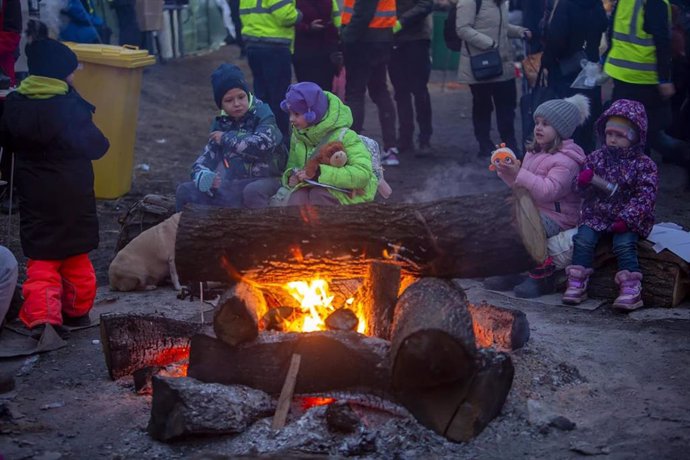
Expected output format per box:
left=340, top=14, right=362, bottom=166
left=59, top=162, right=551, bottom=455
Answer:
left=194, top=169, right=216, bottom=193
left=610, top=219, right=628, bottom=233
left=577, top=169, right=594, bottom=187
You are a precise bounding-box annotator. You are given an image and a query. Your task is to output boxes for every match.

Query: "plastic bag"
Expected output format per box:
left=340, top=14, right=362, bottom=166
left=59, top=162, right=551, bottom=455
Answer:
left=570, top=61, right=610, bottom=89
left=547, top=228, right=578, bottom=269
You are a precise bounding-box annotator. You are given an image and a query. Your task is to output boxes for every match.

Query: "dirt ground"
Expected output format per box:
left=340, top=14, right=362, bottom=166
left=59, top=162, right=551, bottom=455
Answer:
left=0, top=46, right=689, bottom=459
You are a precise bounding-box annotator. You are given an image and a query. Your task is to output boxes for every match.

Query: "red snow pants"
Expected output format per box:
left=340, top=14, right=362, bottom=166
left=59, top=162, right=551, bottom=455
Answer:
left=20, top=254, right=96, bottom=328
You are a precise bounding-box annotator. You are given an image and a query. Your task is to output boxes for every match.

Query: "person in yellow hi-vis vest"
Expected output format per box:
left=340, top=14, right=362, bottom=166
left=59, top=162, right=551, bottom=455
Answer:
left=239, top=0, right=302, bottom=139
left=604, top=0, right=690, bottom=168
left=341, top=0, right=399, bottom=165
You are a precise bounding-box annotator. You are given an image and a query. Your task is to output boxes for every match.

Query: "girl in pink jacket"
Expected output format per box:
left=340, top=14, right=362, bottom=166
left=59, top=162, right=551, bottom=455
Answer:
left=485, top=94, right=589, bottom=298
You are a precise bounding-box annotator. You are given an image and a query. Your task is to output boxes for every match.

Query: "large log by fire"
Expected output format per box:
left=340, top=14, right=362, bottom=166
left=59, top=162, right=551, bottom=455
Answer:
left=175, top=190, right=543, bottom=285
left=187, top=331, right=391, bottom=396
left=100, top=313, right=208, bottom=380
left=389, top=278, right=478, bottom=390
left=388, top=278, right=514, bottom=442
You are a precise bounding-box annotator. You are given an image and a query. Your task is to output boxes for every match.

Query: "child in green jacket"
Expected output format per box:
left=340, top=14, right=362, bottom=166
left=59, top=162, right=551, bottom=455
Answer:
left=280, top=82, right=378, bottom=206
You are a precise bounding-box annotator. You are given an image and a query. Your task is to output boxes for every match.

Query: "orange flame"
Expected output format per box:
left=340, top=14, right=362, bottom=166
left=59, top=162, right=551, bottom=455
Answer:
left=282, top=278, right=366, bottom=334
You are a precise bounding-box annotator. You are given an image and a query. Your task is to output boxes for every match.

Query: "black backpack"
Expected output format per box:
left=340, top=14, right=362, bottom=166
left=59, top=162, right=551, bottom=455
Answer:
left=443, top=0, right=483, bottom=52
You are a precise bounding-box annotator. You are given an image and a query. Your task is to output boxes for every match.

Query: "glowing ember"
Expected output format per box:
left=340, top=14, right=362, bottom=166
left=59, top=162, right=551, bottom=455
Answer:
left=297, top=396, right=337, bottom=410
left=283, top=279, right=367, bottom=334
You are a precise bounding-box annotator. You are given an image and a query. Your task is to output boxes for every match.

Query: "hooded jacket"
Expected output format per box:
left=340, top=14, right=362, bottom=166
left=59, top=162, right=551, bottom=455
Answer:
left=499, top=139, right=586, bottom=230
left=0, top=76, right=109, bottom=259
left=578, top=100, right=658, bottom=238
left=192, top=95, right=286, bottom=181
left=282, top=92, right=377, bottom=205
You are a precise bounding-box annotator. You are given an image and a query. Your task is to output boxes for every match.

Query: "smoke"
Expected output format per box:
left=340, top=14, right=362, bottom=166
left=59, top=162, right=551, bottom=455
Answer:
left=404, top=163, right=506, bottom=203
left=36, top=0, right=69, bottom=38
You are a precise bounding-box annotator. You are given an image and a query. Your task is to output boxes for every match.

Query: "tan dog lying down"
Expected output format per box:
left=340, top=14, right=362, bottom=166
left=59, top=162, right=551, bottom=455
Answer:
left=109, top=212, right=182, bottom=291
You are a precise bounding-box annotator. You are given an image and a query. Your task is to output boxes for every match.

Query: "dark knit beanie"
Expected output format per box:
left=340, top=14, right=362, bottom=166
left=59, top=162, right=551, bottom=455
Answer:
left=26, top=39, right=78, bottom=80
left=211, top=64, right=250, bottom=108
left=280, top=82, right=329, bottom=125
left=533, top=94, right=591, bottom=139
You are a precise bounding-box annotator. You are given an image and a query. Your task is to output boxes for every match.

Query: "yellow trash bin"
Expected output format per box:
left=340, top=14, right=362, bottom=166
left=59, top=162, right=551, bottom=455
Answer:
left=65, top=43, right=156, bottom=199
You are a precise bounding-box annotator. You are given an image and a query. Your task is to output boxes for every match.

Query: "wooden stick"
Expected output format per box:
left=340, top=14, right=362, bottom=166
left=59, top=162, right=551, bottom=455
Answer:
left=271, top=353, right=302, bottom=430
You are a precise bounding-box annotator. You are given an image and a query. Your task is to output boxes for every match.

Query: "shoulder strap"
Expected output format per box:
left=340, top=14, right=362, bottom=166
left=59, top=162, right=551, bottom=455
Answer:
left=548, top=0, right=560, bottom=25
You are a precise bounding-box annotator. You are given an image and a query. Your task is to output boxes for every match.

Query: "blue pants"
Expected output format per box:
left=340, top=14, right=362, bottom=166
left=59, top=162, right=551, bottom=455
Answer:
left=175, top=177, right=280, bottom=211
left=246, top=44, right=291, bottom=140
left=571, top=224, right=640, bottom=272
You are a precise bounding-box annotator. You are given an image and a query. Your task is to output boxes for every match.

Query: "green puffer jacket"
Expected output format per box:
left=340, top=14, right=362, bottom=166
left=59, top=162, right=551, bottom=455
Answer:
left=281, top=92, right=378, bottom=205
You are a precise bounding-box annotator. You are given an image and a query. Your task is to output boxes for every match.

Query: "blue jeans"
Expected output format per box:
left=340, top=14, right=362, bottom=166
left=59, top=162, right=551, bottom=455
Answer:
left=176, top=177, right=280, bottom=211
left=246, top=44, right=291, bottom=140
left=571, top=224, right=640, bottom=272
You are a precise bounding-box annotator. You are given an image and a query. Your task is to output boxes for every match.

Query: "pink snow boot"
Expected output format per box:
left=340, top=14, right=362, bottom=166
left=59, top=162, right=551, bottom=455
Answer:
left=612, top=270, right=643, bottom=311
left=562, top=265, right=594, bottom=305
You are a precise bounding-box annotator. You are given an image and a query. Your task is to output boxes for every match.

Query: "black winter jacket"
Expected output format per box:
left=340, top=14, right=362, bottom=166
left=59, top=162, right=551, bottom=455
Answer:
left=0, top=88, right=109, bottom=260
left=542, top=0, right=607, bottom=77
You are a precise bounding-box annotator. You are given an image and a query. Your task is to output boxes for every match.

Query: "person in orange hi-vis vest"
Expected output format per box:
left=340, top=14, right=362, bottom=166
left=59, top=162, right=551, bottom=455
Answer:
left=341, top=0, right=401, bottom=166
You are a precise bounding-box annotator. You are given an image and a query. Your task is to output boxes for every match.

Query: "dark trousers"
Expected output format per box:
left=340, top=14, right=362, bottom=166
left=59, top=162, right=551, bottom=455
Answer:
left=548, top=71, right=602, bottom=154
left=113, top=4, right=141, bottom=47
left=246, top=45, right=292, bottom=140
left=344, top=41, right=397, bottom=150
left=571, top=225, right=640, bottom=272
left=293, top=52, right=335, bottom=92
left=612, top=79, right=687, bottom=164
left=175, top=178, right=280, bottom=211
left=469, top=78, right=518, bottom=155
left=388, top=39, right=432, bottom=149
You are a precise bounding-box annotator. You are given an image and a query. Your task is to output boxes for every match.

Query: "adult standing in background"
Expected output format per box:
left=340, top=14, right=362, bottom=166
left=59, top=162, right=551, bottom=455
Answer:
left=605, top=0, right=690, bottom=167
left=60, top=0, right=110, bottom=44
left=228, top=0, right=245, bottom=56
left=388, top=0, right=434, bottom=156
left=456, top=0, right=530, bottom=159
left=293, top=0, right=341, bottom=91
left=0, top=0, right=21, bottom=88
left=108, top=0, right=140, bottom=47
left=341, top=0, right=400, bottom=165
left=541, top=0, right=607, bottom=153
left=239, top=0, right=301, bottom=139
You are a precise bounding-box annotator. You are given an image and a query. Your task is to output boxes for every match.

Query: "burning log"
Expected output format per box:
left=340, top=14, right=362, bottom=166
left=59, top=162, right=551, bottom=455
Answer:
left=213, top=282, right=268, bottom=346
left=187, top=331, right=391, bottom=396
left=100, top=313, right=208, bottom=380
left=468, top=301, right=530, bottom=351
left=175, top=190, right=543, bottom=285
left=325, top=308, right=358, bottom=331
left=360, top=261, right=401, bottom=340
left=147, top=376, right=274, bottom=442
left=389, top=278, right=515, bottom=442
left=389, top=278, right=478, bottom=391
left=589, top=240, right=690, bottom=307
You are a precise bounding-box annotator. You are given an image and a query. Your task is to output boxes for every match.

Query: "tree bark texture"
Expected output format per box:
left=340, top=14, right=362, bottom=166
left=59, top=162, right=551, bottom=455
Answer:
left=590, top=240, right=690, bottom=307
left=187, top=331, right=391, bottom=396
left=99, top=313, right=208, bottom=380
left=175, top=192, right=538, bottom=285
left=389, top=278, right=478, bottom=391
left=360, top=262, right=401, bottom=340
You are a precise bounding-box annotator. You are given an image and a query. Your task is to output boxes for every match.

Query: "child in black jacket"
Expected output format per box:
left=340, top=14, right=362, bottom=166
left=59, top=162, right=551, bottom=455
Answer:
left=0, top=33, right=109, bottom=337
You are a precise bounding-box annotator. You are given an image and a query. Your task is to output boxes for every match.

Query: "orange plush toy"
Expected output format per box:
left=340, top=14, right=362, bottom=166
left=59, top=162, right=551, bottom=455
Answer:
left=488, top=143, right=521, bottom=171
left=304, top=141, right=348, bottom=179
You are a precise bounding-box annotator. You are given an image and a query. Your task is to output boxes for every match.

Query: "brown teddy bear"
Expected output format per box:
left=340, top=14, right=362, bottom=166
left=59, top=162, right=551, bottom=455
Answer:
left=304, top=141, right=348, bottom=179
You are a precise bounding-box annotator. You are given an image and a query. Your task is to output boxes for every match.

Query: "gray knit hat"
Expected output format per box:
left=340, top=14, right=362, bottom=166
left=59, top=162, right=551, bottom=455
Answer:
left=533, top=94, right=591, bottom=139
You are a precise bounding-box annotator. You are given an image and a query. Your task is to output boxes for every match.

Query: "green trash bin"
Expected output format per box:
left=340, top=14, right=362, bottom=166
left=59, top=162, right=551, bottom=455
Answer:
left=431, top=10, right=460, bottom=71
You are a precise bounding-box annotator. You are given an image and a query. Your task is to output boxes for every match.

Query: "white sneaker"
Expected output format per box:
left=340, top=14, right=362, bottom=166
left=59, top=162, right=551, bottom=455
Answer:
left=381, top=147, right=400, bottom=166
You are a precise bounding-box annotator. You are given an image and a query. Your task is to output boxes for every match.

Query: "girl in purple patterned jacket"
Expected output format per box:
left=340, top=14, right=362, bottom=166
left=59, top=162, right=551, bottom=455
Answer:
left=563, top=99, right=658, bottom=311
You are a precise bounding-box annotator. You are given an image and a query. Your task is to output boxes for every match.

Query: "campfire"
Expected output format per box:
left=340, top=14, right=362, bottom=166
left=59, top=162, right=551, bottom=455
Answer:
left=279, top=278, right=367, bottom=335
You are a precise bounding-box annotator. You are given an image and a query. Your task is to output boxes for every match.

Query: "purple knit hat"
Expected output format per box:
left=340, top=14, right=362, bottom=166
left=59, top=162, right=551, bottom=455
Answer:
left=280, top=82, right=329, bottom=125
